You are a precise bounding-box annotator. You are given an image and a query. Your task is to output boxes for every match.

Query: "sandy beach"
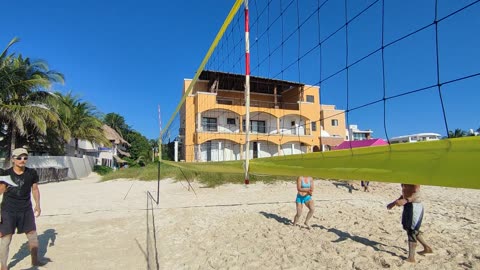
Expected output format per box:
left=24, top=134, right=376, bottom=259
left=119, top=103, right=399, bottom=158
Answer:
left=6, top=174, right=480, bottom=269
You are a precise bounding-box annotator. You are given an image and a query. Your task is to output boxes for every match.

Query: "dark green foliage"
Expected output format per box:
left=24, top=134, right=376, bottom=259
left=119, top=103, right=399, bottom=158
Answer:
left=124, top=130, right=151, bottom=162
left=448, top=128, right=467, bottom=138
left=93, top=165, right=113, bottom=175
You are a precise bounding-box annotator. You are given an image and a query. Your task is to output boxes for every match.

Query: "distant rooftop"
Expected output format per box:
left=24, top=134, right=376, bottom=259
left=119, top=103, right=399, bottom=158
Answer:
left=334, top=139, right=388, bottom=150
left=390, top=133, right=441, bottom=141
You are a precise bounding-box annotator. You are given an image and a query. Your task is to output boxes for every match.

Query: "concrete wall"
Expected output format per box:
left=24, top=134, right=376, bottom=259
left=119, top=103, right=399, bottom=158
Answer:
left=2, top=155, right=95, bottom=180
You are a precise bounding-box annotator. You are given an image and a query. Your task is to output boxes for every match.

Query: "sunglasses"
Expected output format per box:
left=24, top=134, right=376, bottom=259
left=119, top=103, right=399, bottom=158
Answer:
left=14, top=156, right=28, bottom=161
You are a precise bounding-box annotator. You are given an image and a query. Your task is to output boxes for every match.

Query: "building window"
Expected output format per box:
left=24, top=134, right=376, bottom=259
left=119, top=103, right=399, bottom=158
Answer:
left=311, top=121, right=317, bottom=131
left=331, top=119, right=338, bottom=126
left=353, top=133, right=367, bottom=141
left=243, top=120, right=266, bottom=133
left=202, top=117, right=217, bottom=131
left=306, top=95, right=315, bottom=103
left=227, top=118, right=236, bottom=125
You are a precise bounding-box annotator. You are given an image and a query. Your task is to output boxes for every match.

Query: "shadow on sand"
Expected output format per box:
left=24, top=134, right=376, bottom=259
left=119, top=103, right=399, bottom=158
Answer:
left=332, top=181, right=358, bottom=193
left=8, top=228, right=56, bottom=270
left=312, top=224, right=405, bottom=258
left=259, top=211, right=292, bottom=225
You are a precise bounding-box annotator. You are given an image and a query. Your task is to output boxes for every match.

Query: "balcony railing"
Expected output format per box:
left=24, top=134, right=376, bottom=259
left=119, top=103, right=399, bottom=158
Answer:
left=216, top=97, right=299, bottom=110
left=198, top=124, right=311, bottom=136
left=201, top=123, right=218, bottom=132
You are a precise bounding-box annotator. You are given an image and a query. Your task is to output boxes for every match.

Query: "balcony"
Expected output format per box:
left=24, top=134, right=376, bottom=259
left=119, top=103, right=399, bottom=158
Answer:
left=198, top=124, right=311, bottom=136
left=216, top=97, right=299, bottom=110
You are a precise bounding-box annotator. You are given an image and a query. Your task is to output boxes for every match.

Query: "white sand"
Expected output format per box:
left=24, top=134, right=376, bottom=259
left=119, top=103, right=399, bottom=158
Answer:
left=6, top=174, right=480, bottom=269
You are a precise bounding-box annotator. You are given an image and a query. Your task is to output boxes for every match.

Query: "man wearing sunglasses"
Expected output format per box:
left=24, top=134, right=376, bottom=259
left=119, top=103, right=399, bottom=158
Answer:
left=0, top=148, right=47, bottom=269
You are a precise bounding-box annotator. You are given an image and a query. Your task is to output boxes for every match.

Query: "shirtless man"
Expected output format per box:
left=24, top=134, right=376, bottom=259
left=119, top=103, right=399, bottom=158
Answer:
left=387, top=184, right=433, bottom=263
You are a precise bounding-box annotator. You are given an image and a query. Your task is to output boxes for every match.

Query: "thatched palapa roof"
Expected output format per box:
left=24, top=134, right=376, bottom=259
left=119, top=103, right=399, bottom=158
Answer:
left=102, top=125, right=131, bottom=146
left=117, top=148, right=131, bottom=157
left=113, top=155, right=128, bottom=163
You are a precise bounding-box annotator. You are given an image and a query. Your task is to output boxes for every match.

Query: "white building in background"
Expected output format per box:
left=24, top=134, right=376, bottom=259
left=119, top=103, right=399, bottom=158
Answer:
left=345, top=124, right=373, bottom=141
left=469, top=129, right=479, bottom=136
left=97, top=125, right=131, bottom=168
left=64, top=125, right=131, bottom=168
left=389, top=133, right=441, bottom=144
left=65, top=139, right=99, bottom=157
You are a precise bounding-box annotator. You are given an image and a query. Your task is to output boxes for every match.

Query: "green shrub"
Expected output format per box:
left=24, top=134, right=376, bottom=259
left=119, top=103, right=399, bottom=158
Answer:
left=93, top=165, right=113, bottom=175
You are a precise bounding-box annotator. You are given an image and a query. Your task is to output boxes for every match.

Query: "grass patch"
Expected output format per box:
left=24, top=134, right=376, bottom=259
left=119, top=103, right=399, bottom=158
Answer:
left=101, top=161, right=295, bottom=187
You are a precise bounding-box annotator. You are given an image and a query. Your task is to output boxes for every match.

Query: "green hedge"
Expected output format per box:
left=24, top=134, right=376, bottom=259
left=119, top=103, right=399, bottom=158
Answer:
left=93, top=165, right=113, bottom=175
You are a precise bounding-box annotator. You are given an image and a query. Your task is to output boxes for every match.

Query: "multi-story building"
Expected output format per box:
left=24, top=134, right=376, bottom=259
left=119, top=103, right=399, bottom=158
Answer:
left=345, top=124, right=373, bottom=141
left=179, top=71, right=345, bottom=162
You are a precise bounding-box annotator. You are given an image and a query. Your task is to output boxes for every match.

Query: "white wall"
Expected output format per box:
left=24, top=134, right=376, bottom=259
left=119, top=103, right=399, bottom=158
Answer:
left=2, top=156, right=96, bottom=180
left=200, top=140, right=241, bottom=162
left=279, top=142, right=305, bottom=156
left=202, top=110, right=240, bottom=133
left=256, top=141, right=277, bottom=158
left=223, top=141, right=241, bottom=161
left=279, top=115, right=306, bottom=135
left=248, top=112, right=277, bottom=134
left=65, top=139, right=99, bottom=157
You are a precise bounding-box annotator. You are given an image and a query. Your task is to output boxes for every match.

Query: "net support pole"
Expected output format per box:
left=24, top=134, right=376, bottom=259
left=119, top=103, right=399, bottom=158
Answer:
left=157, top=105, right=161, bottom=205
left=244, top=0, right=251, bottom=185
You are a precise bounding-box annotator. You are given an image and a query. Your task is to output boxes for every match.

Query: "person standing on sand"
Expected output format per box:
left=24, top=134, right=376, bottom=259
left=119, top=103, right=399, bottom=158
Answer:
left=0, top=148, right=47, bottom=270
left=293, top=176, right=315, bottom=228
left=361, top=181, right=370, bottom=192
left=387, top=184, right=433, bottom=263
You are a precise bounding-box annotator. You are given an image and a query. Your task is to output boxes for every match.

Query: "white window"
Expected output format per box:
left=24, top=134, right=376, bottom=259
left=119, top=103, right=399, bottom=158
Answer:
left=242, top=120, right=266, bottom=133
left=202, top=117, right=217, bottom=131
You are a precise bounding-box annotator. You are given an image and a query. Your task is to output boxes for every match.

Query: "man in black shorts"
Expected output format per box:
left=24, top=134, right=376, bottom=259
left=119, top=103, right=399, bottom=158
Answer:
left=387, top=184, right=433, bottom=263
left=0, top=148, right=47, bottom=269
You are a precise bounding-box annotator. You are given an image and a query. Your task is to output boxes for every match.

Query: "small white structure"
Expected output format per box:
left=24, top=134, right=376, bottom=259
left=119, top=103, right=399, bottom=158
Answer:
left=65, top=139, right=99, bottom=157
left=345, top=124, right=373, bottom=141
left=98, top=125, right=131, bottom=168
left=469, top=129, right=479, bottom=136
left=389, top=133, right=441, bottom=144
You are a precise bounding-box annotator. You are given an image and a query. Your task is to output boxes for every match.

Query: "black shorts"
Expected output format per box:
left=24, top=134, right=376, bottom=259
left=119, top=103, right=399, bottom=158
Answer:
left=0, top=208, right=37, bottom=235
left=402, top=203, right=424, bottom=242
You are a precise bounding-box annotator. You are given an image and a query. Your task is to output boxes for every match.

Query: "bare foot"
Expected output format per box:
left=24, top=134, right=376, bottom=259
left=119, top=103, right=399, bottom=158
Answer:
left=304, top=223, right=311, bottom=229
left=418, top=248, right=433, bottom=255
left=33, top=258, right=50, bottom=266
left=405, top=257, right=416, bottom=263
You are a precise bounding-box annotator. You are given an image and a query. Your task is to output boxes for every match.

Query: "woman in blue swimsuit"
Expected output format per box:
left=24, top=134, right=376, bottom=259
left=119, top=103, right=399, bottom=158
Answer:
left=293, top=176, right=315, bottom=228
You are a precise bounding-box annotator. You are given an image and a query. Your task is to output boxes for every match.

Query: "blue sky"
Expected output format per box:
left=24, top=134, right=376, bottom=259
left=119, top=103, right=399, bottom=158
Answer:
left=2, top=0, right=479, bottom=140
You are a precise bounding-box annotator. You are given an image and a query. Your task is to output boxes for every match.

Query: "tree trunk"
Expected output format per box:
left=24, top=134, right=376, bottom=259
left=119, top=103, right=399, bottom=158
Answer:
left=3, top=125, right=16, bottom=169
left=74, top=138, right=79, bottom=157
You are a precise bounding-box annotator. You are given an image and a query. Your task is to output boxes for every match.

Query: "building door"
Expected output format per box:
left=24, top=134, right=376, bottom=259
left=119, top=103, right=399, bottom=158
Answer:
left=253, top=142, right=258, bottom=159
left=206, top=141, right=212, bottom=161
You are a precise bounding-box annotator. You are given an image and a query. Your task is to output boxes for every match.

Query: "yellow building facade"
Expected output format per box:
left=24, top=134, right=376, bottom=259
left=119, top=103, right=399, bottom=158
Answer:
left=179, top=71, right=345, bottom=162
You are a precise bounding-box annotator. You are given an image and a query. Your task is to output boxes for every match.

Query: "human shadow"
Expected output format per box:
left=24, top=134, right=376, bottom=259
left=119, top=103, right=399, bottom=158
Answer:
left=311, top=225, right=405, bottom=258
left=8, top=229, right=56, bottom=269
left=259, top=211, right=292, bottom=225
left=331, top=181, right=358, bottom=193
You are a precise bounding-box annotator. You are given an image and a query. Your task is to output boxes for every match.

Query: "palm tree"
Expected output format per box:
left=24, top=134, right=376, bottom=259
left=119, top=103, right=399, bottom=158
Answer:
left=56, top=92, right=110, bottom=157
left=104, top=112, right=129, bottom=137
left=0, top=38, right=65, bottom=162
left=448, top=128, right=467, bottom=138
